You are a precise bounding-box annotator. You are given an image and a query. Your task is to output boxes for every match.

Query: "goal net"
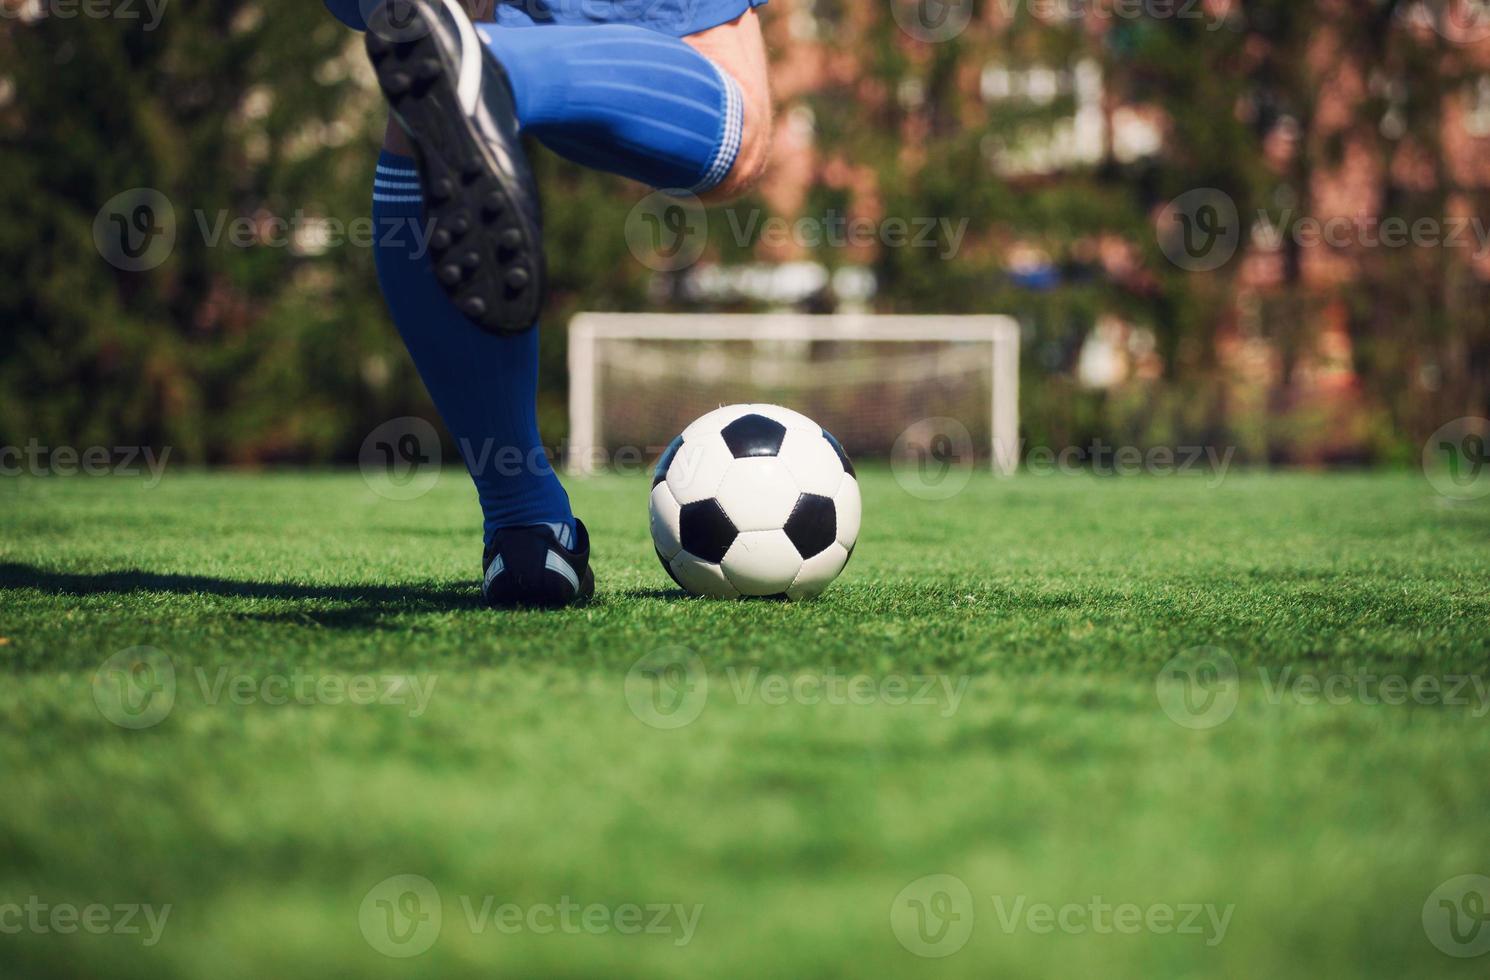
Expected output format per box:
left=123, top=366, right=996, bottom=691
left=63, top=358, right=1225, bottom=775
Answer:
left=567, top=313, right=1020, bottom=475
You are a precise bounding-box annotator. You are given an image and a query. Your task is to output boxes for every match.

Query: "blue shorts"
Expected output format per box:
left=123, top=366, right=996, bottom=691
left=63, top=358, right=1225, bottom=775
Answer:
left=326, top=0, right=766, bottom=37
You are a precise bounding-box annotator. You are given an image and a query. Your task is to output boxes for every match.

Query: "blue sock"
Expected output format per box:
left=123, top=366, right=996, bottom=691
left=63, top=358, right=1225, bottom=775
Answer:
left=371, top=152, right=573, bottom=547
left=477, top=23, right=744, bottom=194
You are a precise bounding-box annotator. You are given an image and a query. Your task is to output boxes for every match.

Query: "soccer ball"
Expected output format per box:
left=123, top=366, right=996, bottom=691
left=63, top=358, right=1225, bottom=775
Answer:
left=650, top=404, right=861, bottom=600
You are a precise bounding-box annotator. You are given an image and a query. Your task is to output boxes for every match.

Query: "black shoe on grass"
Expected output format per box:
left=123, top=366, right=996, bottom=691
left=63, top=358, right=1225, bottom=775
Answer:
left=482, top=520, right=595, bottom=609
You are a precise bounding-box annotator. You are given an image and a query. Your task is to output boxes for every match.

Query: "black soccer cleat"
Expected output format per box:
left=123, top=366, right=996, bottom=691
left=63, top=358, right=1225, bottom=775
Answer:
left=482, top=520, right=595, bottom=609
left=365, top=0, right=544, bottom=335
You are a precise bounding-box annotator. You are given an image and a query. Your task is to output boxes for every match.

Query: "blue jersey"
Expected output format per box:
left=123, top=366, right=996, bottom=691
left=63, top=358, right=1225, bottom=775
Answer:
left=326, top=0, right=766, bottom=37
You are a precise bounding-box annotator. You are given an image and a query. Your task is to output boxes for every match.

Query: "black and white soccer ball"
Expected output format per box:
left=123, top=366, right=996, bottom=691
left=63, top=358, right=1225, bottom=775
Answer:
left=650, top=404, right=861, bottom=599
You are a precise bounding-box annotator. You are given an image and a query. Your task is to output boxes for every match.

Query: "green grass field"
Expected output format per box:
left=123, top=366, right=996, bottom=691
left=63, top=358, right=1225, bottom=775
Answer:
left=2, top=469, right=1488, bottom=978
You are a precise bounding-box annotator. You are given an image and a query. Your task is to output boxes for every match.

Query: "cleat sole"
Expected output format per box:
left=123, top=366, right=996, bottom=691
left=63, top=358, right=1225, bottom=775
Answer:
left=366, top=4, right=544, bottom=335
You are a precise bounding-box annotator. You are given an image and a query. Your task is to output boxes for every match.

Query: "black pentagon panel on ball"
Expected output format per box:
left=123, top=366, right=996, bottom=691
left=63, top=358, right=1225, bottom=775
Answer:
left=821, top=428, right=856, bottom=477
left=653, top=434, right=684, bottom=487
left=783, top=493, right=837, bottom=559
left=720, top=414, right=787, bottom=459
left=679, top=498, right=738, bottom=564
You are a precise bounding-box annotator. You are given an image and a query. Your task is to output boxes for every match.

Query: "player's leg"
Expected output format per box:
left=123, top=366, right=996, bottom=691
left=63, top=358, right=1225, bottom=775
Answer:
left=334, top=0, right=774, bottom=607
left=367, top=7, right=771, bottom=204
left=474, top=14, right=770, bottom=199
left=335, top=2, right=593, bottom=607
left=682, top=12, right=772, bottom=203
left=372, top=155, right=592, bottom=608
left=363, top=0, right=772, bottom=328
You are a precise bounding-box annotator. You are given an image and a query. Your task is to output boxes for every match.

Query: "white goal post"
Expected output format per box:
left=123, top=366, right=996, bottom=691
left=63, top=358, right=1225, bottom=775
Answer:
left=567, top=313, right=1021, bottom=476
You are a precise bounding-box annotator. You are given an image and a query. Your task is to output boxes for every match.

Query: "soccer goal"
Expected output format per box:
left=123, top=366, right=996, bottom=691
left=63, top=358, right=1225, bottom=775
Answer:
left=567, top=313, right=1020, bottom=476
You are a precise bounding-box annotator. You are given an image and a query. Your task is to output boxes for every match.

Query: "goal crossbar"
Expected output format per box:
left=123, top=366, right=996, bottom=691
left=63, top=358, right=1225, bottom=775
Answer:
left=567, top=313, right=1021, bottom=476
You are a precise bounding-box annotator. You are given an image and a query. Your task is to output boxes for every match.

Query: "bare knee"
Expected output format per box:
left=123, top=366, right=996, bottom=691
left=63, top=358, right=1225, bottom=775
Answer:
left=685, top=10, right=772, bottom=203
left=703, top=86, right=770, bottom=201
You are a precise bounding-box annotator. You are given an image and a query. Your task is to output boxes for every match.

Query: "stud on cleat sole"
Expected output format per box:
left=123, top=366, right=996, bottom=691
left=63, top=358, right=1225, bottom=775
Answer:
left=365, top=0, right=544, bottom=335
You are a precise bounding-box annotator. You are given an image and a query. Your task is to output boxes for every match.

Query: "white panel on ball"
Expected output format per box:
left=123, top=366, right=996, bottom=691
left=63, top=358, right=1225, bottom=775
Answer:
left=668, top=551, right=741, bottom=599
left=715, top=457, right=801, bottom=533
left=787, top=542, right=850, bottom=600
left=649, top=483, right=683, bottom=560
left=833, top=476, right=862, bottom=549
left=721, top=530, right=803, bottom=596
left=778, top=428, right=846, bottom=497
left=665, top=434, right=734, bottom=505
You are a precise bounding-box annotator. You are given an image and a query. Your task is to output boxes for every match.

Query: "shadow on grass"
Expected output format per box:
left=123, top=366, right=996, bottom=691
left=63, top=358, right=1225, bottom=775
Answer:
left=0, top=561, right=484, bottom=628
left=614, top=588, right=803, bottom=603
left=615, top=588, right=695, bottom=602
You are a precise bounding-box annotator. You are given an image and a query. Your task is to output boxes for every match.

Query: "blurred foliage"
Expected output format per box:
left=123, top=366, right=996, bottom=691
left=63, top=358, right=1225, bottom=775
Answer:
left=1, top=0, right=1487, bottom=463
left=0, top=1, right=649, bottom=461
